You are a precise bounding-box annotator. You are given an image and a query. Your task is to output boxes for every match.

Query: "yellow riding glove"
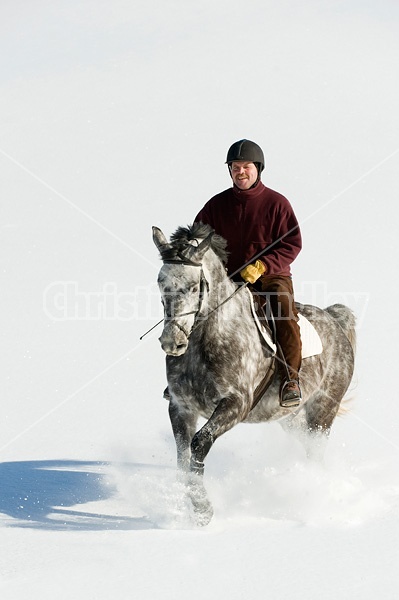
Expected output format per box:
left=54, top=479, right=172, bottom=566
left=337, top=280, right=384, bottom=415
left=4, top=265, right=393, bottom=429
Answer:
left=240, top=260, right=266, bottom=284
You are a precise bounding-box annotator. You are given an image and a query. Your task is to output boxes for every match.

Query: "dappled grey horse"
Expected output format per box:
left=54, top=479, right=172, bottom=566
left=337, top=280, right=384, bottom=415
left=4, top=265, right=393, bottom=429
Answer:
left=153, top=223, right=356, bottom=525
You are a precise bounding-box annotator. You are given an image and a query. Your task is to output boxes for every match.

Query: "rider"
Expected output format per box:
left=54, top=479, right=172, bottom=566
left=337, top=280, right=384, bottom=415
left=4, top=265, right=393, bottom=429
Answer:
left=194, top=139, right=302, bottom=407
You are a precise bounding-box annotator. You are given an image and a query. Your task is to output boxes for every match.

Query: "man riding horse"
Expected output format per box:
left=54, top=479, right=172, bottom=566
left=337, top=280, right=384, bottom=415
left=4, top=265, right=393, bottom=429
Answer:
left=194, top=139, right=302, bottom=407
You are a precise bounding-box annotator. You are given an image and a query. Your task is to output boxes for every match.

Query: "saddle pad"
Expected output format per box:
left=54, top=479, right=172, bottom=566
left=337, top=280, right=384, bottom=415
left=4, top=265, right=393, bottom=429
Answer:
left=298, top=313, right=323, bottom=358
left=246, top=287, right=323, bottom=359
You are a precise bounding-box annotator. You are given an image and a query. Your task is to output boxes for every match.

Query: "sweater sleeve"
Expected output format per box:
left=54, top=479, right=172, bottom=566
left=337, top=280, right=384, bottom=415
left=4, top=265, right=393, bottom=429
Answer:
left=194, top=202, right=212, bottom=227
left=261, top=203, right=302, bottom=275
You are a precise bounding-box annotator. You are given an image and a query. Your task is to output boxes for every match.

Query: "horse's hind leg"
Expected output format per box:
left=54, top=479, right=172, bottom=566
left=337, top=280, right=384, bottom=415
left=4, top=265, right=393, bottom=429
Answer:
left=306, top=391, right=341, bottom=434
left=281, top=386, right=343, bottom=461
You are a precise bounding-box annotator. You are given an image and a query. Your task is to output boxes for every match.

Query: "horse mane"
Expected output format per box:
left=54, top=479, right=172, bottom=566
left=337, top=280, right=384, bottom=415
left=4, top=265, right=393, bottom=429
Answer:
left=162, top=222, right=228, bottom=265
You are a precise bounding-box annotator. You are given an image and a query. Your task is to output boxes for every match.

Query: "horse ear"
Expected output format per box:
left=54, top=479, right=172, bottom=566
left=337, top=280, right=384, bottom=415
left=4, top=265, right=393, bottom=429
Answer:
left=189, top=232, right=213, bottom=262
left=152, top=226, right=171, bottom=252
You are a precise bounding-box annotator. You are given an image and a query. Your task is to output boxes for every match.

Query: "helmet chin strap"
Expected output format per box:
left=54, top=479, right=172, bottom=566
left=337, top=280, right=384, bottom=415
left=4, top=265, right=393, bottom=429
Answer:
left=251, top=163, right=262, bottom=187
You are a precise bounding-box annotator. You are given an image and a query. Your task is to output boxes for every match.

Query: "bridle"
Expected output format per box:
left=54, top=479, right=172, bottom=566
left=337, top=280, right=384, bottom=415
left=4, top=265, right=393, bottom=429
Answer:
left=160, top=256, right=249, bottom=343
left=161, top=255, right=209, bottom=339
left=139, top=241, right=246, bottom=341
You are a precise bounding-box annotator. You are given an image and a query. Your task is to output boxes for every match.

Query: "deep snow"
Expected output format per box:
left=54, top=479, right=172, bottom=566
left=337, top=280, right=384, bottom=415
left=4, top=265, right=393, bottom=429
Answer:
left=1, top=1, right=399, bottom=598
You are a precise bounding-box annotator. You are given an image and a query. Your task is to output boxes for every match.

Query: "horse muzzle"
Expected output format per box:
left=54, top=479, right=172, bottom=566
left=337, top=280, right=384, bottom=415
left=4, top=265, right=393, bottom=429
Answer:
left=159, top=324, right=189, bottom=356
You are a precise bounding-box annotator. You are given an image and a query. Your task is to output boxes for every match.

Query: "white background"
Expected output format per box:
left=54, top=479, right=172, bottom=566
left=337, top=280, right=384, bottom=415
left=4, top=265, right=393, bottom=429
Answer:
left=1, top=1, right=399, bottom=598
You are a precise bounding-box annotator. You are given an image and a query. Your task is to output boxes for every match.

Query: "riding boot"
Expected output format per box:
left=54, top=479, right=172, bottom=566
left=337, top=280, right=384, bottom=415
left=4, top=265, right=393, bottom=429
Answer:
left=259, top=275, right=302, bottom=408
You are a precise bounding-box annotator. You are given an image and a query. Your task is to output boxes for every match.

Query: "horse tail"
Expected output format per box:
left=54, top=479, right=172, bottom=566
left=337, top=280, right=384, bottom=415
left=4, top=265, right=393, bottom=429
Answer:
left=325, top=303, right=357, bottom=354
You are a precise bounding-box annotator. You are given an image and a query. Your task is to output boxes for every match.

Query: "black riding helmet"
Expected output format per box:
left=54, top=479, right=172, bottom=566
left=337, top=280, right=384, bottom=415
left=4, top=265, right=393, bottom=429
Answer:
left=225, top=139, right=265, bottom=174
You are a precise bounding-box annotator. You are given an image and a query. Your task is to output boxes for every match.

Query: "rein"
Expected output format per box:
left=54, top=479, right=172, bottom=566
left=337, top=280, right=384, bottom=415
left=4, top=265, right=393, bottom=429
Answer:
left=189, top=281, right=247, bottom=336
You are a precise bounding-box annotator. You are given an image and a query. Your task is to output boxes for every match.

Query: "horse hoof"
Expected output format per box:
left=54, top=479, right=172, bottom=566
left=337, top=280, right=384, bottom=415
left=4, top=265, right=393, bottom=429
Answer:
left=190, top=491, right=213, bottom=526
left=193, top=503, right=213, bottom=527
left=188, top=477, right=214, bottom=526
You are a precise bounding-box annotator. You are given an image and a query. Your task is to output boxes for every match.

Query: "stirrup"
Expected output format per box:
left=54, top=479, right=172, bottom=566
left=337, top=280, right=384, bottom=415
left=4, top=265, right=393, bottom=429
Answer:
left=280, top=379, right=301, bottom=408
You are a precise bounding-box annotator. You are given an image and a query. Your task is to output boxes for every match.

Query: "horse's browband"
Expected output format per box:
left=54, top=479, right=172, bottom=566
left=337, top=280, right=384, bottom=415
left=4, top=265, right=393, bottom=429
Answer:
left=163, top=252, right=202, bottom=268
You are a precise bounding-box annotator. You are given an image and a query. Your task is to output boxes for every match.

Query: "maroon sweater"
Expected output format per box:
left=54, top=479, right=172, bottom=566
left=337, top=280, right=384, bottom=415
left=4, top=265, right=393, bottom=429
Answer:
left=195, top=182, right=302, bottom=278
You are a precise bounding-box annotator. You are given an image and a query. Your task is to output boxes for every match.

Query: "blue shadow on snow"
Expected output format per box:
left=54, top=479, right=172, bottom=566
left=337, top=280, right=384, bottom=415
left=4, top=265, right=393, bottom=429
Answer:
left=0, top=459, right=158, bottom=531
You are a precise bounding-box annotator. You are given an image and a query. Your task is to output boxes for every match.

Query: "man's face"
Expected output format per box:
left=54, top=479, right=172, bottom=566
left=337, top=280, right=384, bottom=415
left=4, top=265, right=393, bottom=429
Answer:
left=230, top=161, right=258, bottom=190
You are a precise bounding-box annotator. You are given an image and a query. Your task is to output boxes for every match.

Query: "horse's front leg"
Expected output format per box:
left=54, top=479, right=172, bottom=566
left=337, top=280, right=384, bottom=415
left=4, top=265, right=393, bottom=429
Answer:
left=168, top=401, right=197, bottom=475
left=188, top=394, right=250, bottom=525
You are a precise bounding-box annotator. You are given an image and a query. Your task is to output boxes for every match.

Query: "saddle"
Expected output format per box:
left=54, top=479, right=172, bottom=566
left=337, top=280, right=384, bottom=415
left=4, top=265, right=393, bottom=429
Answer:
left=247, top=287, right=323, bottom=410
left=247, top=287, right=322, bottom=359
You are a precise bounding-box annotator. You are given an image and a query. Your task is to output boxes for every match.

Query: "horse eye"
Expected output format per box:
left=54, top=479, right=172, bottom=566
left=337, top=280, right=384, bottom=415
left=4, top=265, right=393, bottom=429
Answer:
left=192, top=286, right=199, bottom=293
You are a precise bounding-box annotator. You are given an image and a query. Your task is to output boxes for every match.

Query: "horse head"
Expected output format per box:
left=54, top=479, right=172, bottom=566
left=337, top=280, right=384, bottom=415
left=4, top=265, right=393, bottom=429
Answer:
left=153, top=226, right=212, bottom=356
